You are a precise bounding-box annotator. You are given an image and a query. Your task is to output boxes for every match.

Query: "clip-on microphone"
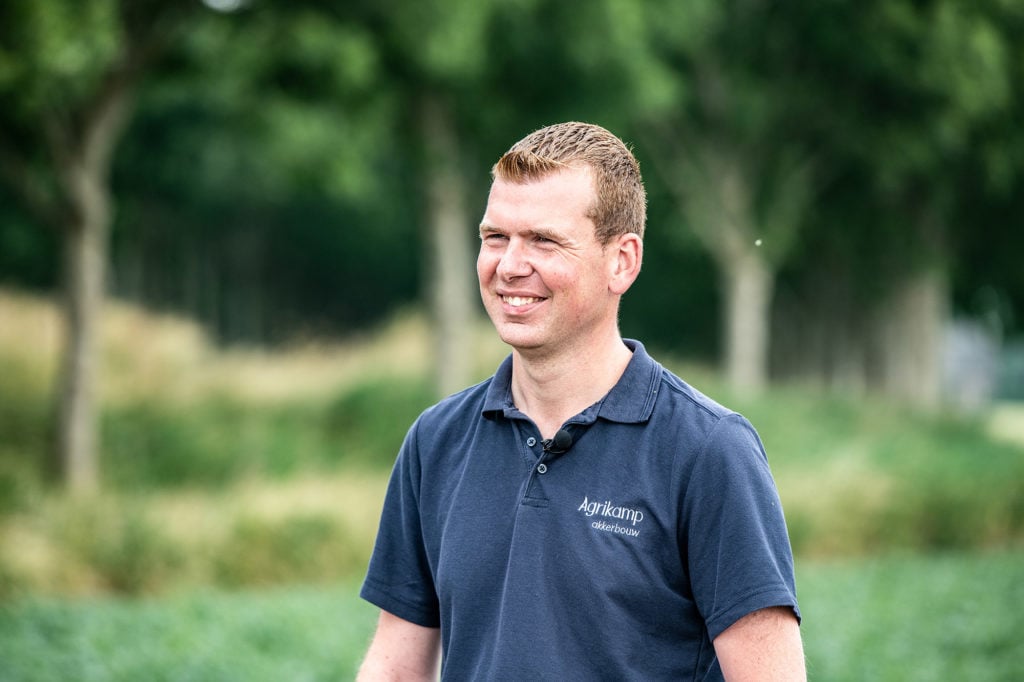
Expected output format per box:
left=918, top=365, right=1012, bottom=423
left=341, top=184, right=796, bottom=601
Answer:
left=541, top=429, right=573, bottom=455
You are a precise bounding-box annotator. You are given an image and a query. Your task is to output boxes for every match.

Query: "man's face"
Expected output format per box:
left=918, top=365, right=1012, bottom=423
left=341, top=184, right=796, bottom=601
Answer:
left=477, top=166, right=621, bottom=356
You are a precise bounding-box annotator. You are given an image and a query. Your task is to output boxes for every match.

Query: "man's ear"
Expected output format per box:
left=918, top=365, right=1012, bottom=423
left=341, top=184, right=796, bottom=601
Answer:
left=609, top=233, right=643, bottom=295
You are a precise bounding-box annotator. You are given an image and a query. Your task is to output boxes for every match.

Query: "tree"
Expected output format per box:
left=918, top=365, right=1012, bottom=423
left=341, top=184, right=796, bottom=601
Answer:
left=621, top=0, right=818, bottom=396
left=770, top=0, right=1017, bottom=408
left=0, top=0, right=199, bottom=492
left=112, top=2, right=415, bottom=344
left=127, top=0, right=500, bottom=397
left=341, top=0, right=510, bottom=397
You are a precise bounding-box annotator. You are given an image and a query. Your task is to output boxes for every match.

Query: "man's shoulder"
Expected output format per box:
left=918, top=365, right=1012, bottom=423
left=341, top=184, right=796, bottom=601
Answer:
left=645, top=367, right=771, bottom=473
left=654, top=366, right=738, bottom=423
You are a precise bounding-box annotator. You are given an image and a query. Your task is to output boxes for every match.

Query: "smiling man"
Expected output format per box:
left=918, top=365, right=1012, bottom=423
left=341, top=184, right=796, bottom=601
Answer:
left=358, top=122, right=805, bottom=681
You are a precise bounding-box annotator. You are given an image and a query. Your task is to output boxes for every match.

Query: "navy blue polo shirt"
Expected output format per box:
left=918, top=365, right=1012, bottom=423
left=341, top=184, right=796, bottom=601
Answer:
left=361, top=340, right=799, bottom=681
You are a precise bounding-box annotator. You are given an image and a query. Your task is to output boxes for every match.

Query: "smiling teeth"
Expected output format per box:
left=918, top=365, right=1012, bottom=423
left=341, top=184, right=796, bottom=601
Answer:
left=504, top=296, right=541, bottom=307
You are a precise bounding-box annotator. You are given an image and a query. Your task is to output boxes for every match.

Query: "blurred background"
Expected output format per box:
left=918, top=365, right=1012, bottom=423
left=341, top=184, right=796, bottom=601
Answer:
left=1, top=0, right=1022, bottom=679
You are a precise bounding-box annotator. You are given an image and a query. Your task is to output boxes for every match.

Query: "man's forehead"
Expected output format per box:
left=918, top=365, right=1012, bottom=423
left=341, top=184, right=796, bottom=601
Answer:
left=484, top=167, right=596, bottom=212
left=491, top=162, right=593, bottom=187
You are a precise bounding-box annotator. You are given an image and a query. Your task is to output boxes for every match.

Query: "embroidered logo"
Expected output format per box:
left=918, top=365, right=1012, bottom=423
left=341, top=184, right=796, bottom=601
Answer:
left=577, top=496, right=645, bottom=537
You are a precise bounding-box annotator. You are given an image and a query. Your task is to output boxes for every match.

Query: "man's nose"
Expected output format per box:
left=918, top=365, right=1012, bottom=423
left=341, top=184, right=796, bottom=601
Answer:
left=496, top=239, right=532, bottom=278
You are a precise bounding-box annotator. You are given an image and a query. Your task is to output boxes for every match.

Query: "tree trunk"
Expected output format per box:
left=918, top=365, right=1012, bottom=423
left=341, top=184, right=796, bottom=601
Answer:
left=722, top=251, right=773, bottom=396
left=773, top=269, right=871, bottom=396
left=871, top=267, right=948, bottom=410
left=697, top=145, right=773, bottom=396
left=51, top=74, right=135, bottom=493
left=420, top=95, right=476, bottom=398
left=56, top=155, right=113, bottom=495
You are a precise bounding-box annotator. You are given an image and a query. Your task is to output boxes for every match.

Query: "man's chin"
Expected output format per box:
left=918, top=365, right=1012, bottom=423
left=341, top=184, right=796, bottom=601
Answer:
left=494, top=325, right=544, bottom=351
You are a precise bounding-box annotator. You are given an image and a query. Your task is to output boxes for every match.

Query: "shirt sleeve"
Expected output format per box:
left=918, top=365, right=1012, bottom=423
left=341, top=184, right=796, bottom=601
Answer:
left=682, top=413, right=801, bottom=641
left=360, top=419, right=441, bottom=628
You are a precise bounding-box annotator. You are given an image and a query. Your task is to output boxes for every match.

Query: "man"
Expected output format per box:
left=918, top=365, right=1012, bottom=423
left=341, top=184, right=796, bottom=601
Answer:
left=358, top=122, right=804, bottom=680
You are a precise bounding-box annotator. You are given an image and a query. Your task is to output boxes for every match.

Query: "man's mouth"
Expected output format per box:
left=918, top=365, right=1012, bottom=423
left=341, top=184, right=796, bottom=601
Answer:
left=502, top=296, right=543, bottom=308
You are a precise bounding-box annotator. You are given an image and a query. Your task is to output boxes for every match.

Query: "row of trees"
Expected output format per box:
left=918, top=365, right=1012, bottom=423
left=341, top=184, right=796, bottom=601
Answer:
left=2, top=0, right=1023, bottom=492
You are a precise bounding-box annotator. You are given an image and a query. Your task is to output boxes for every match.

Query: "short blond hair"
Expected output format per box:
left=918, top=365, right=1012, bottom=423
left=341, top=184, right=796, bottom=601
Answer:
left=492, top=122, right=646, bottom=242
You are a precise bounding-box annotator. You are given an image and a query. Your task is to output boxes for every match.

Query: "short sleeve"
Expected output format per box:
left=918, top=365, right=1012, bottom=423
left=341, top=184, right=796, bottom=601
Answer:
left=360, top=420, right=441, bottom=628
left=682, top=413, right=800, bottom=640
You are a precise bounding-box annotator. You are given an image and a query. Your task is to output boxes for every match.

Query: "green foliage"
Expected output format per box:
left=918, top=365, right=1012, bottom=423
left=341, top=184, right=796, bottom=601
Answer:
left=798, top=551, right=1024, bottom=681
left=0, top=583, right=381, bottom=681
left=0, top=195, right=58, bottom=289
left=0, top=356, right=52, bottom=508
left=0, top=551, right=1021, bottom=681
left=100, top=376, right=431, bottom=489
left=214, top=515, right=366, bottom=588
left=0, top=356, right=50, bottom=458
left=0, top=0, right=120, bottom=109
left=55, top=502, right=184, bottom=595
left=6, top=350, right=1024, bottom=569
left=706, top=381, right=1024, bottom=556
left=324, top=375, right=435, bottom=467
left=0, top=472, right=386, bottom=598
left=4, top=0, right=1024, bottom=349
left=101, top=398, right=342, bottom=488
left=102, top=401, right=246, bottom=488
left=385, top=0, right=494, bottom=83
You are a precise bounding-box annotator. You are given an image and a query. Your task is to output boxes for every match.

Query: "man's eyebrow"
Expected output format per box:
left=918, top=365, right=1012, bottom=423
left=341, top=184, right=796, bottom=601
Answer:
left=527, top=227, right=562, bottom=242
left=478, top=223, right=564, bottom=242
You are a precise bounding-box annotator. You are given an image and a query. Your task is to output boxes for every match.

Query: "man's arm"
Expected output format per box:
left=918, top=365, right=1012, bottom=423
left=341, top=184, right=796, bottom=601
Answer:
left=356, top=610, right=441, bottom=681
left=714, top=606, right=806, bottom=681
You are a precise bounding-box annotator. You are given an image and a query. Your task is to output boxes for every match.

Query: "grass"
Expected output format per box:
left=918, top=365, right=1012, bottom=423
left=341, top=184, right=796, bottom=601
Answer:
left=0, top=549, right=1020, bottom=681
left=798, top=550, right=1024, bottom=681
left=0, top=472, right=390, bottom=597
left=0, top=584, right=381, bottom=681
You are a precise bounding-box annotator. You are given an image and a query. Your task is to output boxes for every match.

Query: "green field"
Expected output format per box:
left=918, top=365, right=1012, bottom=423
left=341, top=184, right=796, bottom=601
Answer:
left=1, top=550, right=1021, bottom=681
left=798, top=551, right=1023, bottom=681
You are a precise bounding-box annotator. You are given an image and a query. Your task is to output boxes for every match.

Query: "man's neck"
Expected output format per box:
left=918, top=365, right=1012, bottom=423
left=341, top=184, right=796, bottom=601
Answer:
left=509, top=335, right=633, bottom=439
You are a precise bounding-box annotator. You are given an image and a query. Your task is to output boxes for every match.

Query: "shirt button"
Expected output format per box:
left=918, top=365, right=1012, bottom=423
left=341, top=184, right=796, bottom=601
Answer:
left=537, top=463, right=548, bottom=474
left=526, top=437, right=537, bottom=447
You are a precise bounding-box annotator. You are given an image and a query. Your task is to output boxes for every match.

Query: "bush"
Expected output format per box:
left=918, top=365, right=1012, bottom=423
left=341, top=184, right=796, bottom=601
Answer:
left=324, top=375, right=434, bottom=467
left=723, top=386, right=1024, bottom=556
left=102, top=401, right=247, bottom=488
left=98, top=375, right=433, bottom=490
left=56, top=501, right=185, bottom=595
left=214, top=514, right=367, bottom=588
left=0, top=357, right=53, bottom=500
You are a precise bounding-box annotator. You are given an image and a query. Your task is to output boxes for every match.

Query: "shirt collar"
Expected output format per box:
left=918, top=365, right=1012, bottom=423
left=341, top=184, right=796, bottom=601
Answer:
left=482, top=339, right=661, bottom=425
